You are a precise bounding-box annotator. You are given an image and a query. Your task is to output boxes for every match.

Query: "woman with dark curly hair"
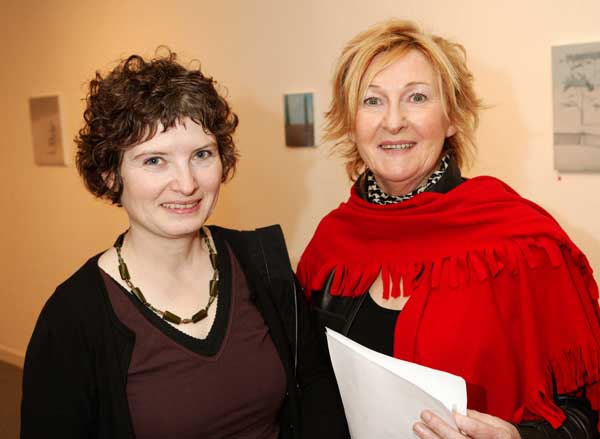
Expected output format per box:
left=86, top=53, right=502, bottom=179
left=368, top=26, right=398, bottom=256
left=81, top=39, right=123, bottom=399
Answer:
left=21, top=52, right=348, bottom=439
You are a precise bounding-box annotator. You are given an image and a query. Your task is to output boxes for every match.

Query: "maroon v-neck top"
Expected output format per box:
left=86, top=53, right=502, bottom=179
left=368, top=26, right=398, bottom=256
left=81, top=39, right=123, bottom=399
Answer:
left=101, top=239, right=286, bottom=438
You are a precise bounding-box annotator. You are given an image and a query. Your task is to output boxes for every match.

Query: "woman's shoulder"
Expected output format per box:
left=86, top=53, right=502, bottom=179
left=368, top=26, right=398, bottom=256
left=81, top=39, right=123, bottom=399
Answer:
left=41, top=254, right=108, bottom=322
left=209, top=224, right=293, bottom=282
left=209, top=224, right=284, bottom=240
left=25, top=254, right=131, bottom=379
left=209, top=224, right=289, bottom=258
left=455, top=175, right=514, bottom=193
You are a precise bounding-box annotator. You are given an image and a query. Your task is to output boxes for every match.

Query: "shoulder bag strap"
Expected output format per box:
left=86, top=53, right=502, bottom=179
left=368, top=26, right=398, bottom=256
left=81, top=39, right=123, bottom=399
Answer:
left=255, top=225, right=298, bottom=374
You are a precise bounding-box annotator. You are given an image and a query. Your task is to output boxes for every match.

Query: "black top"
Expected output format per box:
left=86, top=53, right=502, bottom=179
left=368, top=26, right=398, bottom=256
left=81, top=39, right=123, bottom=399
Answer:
left=348, top=292, right=399, bottom=356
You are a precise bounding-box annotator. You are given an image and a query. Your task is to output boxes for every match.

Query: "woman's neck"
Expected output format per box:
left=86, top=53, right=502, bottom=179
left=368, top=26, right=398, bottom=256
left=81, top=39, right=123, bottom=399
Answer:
left=122, top=227, right=207, bottom=274
left=365, top=152, right=451, bottom=205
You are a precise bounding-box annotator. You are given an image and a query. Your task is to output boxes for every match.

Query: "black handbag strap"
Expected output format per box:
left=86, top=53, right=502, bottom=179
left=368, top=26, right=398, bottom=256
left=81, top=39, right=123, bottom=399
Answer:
left=255, top=225, right=298, bottom=374
left=254, top=225, right=294, bottom=286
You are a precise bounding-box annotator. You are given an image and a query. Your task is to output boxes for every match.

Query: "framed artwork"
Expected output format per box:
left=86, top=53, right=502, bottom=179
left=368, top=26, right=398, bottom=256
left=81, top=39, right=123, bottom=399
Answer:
left=284, top=92, right=314, bottom=147
left=29, top=95, right=66, bottom=166
left=552, top=42, right=600, bottom=172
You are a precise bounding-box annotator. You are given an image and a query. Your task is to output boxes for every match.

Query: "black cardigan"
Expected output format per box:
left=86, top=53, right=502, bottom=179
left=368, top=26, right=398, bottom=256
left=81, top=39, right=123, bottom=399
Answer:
left=21, top=225, right=349, bottom=439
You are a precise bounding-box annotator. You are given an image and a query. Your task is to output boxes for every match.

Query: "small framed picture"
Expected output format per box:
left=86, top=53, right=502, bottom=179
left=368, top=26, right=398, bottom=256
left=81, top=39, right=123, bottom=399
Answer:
left=552, top=42, right=600, bottom=172
left=284, top=92, right=314, bottom=147
left=29, top=95, right=66, bottom=166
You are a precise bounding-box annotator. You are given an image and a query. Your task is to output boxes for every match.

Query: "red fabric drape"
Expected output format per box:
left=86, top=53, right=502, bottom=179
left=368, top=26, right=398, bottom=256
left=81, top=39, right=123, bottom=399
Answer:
left=297, top=176, right=600, bottom=429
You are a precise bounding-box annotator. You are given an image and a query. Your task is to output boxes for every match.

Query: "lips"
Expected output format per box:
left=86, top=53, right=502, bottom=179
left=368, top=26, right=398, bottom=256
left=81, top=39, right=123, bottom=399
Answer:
left=161, top=200, right=200, bottom=210
left=379, top=142, right=415, bottom=150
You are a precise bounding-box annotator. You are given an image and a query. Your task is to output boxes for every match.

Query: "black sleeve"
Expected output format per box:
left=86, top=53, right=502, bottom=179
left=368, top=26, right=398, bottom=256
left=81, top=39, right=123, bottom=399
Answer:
left=295, top=278, right=351, bottom=439
left=515, top=395, right=598, bottom=439
left=21, top=291, right=96, bottom=438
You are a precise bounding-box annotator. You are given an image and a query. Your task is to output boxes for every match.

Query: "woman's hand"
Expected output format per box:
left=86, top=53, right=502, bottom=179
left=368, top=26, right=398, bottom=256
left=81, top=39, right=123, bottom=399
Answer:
left=413, top=409, right=521, bottom=439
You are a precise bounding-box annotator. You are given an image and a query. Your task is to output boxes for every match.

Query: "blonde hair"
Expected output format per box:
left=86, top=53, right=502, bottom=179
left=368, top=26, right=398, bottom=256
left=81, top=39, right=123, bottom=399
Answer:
left=324, top=19, right=481, bottom=180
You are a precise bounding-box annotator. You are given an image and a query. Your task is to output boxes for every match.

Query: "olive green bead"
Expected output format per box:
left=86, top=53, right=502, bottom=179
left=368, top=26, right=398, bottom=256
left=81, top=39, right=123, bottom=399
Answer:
left=209, top=252, right=218, bottom=270
left=163, top=310, right=182, bottom=325
left=118, top=263, right=130, bottom=281
left=192, top=309, right=208, bottom=322
left=209, top=279, right=218, bottom=297
left=131, top=287, right=146, bottom=304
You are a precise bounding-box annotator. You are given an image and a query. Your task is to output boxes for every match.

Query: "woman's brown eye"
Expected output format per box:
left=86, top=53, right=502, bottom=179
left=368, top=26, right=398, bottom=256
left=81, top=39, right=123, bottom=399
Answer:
left=411, top=93, right=427, bottom=103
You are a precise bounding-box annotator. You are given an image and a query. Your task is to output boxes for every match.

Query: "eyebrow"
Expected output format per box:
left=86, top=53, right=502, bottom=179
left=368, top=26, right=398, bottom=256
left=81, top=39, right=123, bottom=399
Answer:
left=132, top=141, right=218, bottom=160
left=367, top=81, right=432, bottom=89
left=200, top=141, right=219, bottom=149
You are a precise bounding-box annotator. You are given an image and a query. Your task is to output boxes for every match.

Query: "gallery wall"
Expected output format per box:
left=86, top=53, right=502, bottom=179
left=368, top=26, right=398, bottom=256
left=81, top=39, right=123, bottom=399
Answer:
left=1, top=0, right=600, bottom=366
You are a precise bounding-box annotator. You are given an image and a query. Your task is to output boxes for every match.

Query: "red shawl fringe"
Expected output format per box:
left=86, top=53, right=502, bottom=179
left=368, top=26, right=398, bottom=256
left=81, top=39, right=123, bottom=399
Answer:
left=525, top=344, right=600, bottom=428
left=299, top=236, right=598, bottom=300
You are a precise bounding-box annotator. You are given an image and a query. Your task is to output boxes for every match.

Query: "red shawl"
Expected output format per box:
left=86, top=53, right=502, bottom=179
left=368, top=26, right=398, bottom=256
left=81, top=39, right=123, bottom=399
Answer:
left=297, top=176, right=600, bottom=429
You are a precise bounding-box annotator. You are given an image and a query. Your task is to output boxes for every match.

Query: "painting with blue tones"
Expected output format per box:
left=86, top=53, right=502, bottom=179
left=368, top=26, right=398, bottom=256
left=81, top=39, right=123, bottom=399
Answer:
left=284, top=92, right=314, bottom=147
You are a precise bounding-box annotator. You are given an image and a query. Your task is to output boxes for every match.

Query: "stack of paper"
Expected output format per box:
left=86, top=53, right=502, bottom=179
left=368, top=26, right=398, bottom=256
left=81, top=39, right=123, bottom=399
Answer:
left=326, top=329, right=467, bottom=439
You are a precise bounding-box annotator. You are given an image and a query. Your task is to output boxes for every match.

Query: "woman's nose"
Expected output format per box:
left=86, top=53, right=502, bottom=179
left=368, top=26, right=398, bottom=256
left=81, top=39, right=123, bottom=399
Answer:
left=171, top=166, right=198, bottom=194
left=383, top=104, right=408, bottom=133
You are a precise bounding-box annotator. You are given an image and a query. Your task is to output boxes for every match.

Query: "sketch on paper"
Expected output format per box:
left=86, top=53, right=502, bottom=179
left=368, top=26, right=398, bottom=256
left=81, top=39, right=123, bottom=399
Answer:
left=552, top=42, right=600, bottom=172
left=29, top=95, right=66, bottom=166
left=284, top=92, right=314, bottom=147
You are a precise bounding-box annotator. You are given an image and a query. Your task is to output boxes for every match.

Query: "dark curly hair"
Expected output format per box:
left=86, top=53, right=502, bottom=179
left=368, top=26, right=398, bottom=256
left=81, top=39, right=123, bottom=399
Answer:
left=75, top=50, right=239, bottom=204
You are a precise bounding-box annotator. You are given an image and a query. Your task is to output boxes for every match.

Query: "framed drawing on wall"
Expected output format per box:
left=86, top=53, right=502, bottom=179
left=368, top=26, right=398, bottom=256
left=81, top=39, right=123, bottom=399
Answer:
left=29, top=95, right=67, bottom=166
left=552, top=42, right=600, bottom=172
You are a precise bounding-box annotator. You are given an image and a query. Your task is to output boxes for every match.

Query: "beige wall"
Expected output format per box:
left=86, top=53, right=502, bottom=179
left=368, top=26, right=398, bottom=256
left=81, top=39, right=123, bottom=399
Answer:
left=2, top=0, right=600, bottom=366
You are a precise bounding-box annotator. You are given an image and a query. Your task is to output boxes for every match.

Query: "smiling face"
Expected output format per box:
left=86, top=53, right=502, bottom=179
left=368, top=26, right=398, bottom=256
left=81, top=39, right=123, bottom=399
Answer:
left=118, top=118, right=222, bottom=240
left=354, top=49, right=456, bottom=196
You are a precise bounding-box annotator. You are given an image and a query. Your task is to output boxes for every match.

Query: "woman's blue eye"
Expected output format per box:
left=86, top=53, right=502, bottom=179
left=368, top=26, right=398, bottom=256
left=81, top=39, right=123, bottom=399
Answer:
left=363, top=96, right=381, bottom=106
left=410, top=93, right=427, bottom=103
left=195, top=150, right=211, bottom=159
left=144, top=157, right=162, bottom=166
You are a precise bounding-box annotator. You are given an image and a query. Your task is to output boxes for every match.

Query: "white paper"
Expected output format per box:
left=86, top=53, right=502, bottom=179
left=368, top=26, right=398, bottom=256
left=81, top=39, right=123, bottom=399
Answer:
left=326, top=328, right=467, bottom=439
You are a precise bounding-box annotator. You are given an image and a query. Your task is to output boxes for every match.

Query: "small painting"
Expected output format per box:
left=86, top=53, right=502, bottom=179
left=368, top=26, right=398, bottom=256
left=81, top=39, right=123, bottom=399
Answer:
left=552, top=42, right=600, bottom=172
left=29, top=95, right=66, bottom=166
left=284, top=92, right=314, bottom=147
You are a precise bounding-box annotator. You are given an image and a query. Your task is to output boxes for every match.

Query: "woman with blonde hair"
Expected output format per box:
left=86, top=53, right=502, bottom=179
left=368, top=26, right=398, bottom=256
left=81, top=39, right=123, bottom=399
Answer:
left=298, top=20, right=600, bottom=438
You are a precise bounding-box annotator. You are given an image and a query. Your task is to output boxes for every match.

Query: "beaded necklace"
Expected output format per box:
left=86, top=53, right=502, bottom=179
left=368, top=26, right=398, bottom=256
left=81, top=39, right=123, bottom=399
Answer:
left=114, top=227, right=218, bottom=325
